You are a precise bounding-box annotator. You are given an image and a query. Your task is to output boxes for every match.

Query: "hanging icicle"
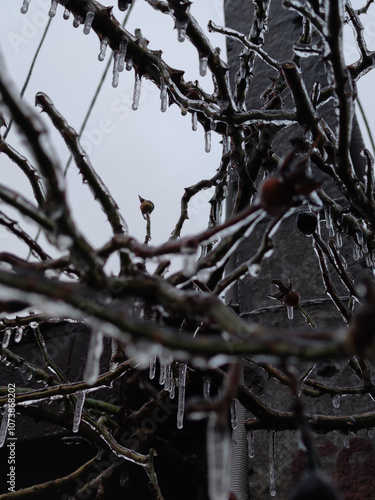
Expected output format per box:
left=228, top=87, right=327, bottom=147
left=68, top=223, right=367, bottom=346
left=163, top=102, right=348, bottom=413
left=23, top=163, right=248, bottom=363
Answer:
left=269, top=430, right=277, bottom=497
left=207, top=411, right=231, bottom=500
left=0, top=406, right=9, bottom=448
left=73, top=15, right=83, bottom=28
left=98, top=38, right=109, bottom=61
left=72, top=391, right=86, bottom=433
left=332, top=394, right=341, bottom=409
left=132, top=73, right=142, bottom=111
left=177, top=362, right=187, bottom=429
left=83, top=11, right=95, bottom=35
left=2, top=329, right=12, bottom=348
left=247, top=430, right=255, bottom=458
left=199, top=54, right=208, bottom=77
left=118, top=40, right=127, bottom=72
left=176, top=20, right=187, bottom=42
left=112, top=51, right=121, bottom=88
left=203, top=377, right=211, bottom=401
left=160, top=83, right=168, bottom=113
left=126, top=58, right=133, bottom=71
left=230, top=401, right=237, bottom=430
left=149, top=355, right=157, bottom=380
left=192, top=112, right=198, bottom=131
left=205, top=130, right=211, bottom=153
left=48, top=0, right=58, bottom=17
left=169, top=376, right=176, bottom=399
left=63, top=8, right=70, bottom=20
left=14, top=326, right=24, bottom=343
left=83, top=330, right=103, bottom=385
left=342, top=433, right=350, bottom=448
left=21, top=0, right=31, bottom=14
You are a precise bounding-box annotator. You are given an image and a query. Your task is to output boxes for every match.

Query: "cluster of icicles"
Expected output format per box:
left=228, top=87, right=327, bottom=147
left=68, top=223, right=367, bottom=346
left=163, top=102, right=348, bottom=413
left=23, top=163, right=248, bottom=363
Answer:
left=20, top=0, right=213, bottom=152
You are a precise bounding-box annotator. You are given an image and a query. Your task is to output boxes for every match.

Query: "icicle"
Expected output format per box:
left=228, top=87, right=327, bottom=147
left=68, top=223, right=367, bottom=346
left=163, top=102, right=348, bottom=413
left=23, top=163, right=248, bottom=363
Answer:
left=159, top=363, right=167, bottom=386
left=332, top=394, right=341, bottom=408
left=199, top=54, right=208, bottom=77
left=192, top=112, right=198, bottom=131
left=336, top=231, right=343, bottom=248
left=83, top=331, right=103, bottom=385
left=269, top=430, right=277, bottom=496
left=0, top=406, right=9, bottom=448
left=177, top=362, right=187, bottom=429
left=132, top=74, right=142, bottom=111
left=83, top=11, right=95, bottom=35
left=165, top=364, right=172, bottom=391
left=286, top=305, right=294, bottom=320
left=351, top=240, right=362, bottom=261
left=149, top=355, right=156, bottom=380
left=73, top=15, right=83, bottom=28
left=63, top=8, right=70, bottom=19
left=160, top=84, right=168, bottom=113
left=72, top=390, right=86, bottom=433
left=126, top=58, right=133, bottom=71
left=169, top=377, right=176, bottom=399
left=176, top=20, right=187, bottom=42
left=203, top=377, right=211, bottom=401
left=230, top=401, right=237, bottom=429
left=247, top=430, right=255, bottom=458
left=2, top=329, right=12, bottom=348
left=368, top=428, right=374, bottom=438
left=15, top=326, right=24, bottom=343
left=342, top=433, right=350, bottom=448
left=207, top=412, right=231, bottom=500
left=21, top=0, right=31, bottom=14
left=118, top=40, right=127, bottom=72
left=112, top=51, right=120, bottom=88
left=98, top=38, right=109, bottom=61
left=205, top=130, right=211, bottom=153
left=48, top=0, right=58, bottom=17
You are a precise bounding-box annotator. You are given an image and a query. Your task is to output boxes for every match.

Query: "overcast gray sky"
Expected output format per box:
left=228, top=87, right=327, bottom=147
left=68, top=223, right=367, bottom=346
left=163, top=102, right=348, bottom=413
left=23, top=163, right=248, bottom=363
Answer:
left=0, top=1, right=375, bottom=274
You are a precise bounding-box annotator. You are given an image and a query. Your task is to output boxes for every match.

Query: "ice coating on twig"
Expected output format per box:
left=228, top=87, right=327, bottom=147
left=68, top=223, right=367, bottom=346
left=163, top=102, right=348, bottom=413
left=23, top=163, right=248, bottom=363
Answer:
left=0, top=406, right=9, bottom=448
left=21, top=0, right=31, bottom=14
left=72, top=390, right=86, bottom=433
left=83, top=11, right=95, bottom=35
left=177, top=362, right=187, bottom=429
left=83, top=330, right=103, bottom=385
left=14, top=326, right=24, bottom=343
left=207, top=412, right=230, bottom=500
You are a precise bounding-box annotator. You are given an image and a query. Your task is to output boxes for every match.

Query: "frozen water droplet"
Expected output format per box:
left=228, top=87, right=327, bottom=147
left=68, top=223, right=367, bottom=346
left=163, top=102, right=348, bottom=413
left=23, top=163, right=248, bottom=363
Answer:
left=207, top=412, right=230, bottom=500
left=83, top=330, right=103, bottom=385
left=132, top=74, right=142, bottom=111
left=336, top=231, right=343, bottom=248
left=286, top=305, right=294, bottom=320
left=15, top=326, right=24, bottom=343
left=21, top=0, right=31, bottom=14
left=176, top=20, right=187, bottom=42
left=332, top=394, right=341, bottom=408
left=73, top=15, right=83, bottom=28
left=368, top=428, right=374, bottom=438
left=230, top=401, right=237, bottom=429
left=269, top=430, right=277, bottom=497
left=63, top=8, right=70, bottom=20
left=98, top=38, right=109, bottom=61
left=247, top=430, right=255, bottom=458
left=2, top=329, right=12, bottom=348
left=342, top=433, right=350, bottom=448
left=160, top=84, right=168, bottom=113
left=48, top=0, right=58, bottom=17
left=27, top=371, right=33, bottom=381
left=199, top=54, right=208, bottom=77
left=191, top=112, right=198, bottom=131
left=149, top=355, right=156, bottom=380
left=126, top=58, right=133, bottom=71
left=205, top=130, right=211, bottom=153
left=203, top=377, right=211, bottom=401
left=177, top=362, right=187, bottom=429
left=248, top=263, right=261, bottom=277
left=72, top=390, right=86, bottom=433
left=0, top=406, right=9, bottom=448
left=29, top=321, right=38, bottom=329
left=83, top=11, right=95, bottom=35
